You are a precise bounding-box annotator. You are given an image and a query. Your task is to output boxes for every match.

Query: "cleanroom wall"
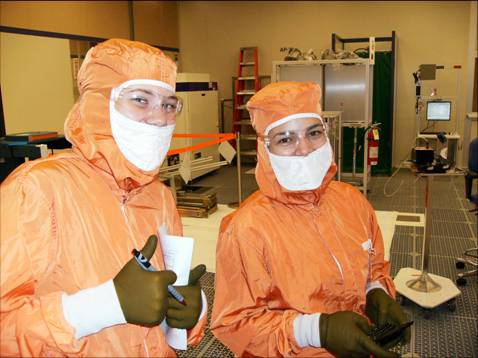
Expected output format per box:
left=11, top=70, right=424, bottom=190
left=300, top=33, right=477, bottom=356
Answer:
left=0, top=1, right=180, bottom=134
left=178, top=1, right=474, bottom=168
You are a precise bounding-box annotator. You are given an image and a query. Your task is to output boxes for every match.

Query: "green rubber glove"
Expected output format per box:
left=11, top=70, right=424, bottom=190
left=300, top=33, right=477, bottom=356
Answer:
left=113, top=235, right=177, bottom=327
left=166, top=264, right=206, bottom=329
left=365, top=288, right=411, bottom=348
left=319, top=311, right=400, bottom=358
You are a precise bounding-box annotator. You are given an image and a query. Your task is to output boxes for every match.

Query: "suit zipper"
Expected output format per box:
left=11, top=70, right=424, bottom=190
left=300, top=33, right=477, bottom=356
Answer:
left=120, top=198, right=135, bottom=240
left=312, top=204, right=344, bottom=281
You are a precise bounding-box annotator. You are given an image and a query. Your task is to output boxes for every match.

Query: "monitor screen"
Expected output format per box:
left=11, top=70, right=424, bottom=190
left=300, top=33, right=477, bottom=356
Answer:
left=426, top=101, right=451, bottom=121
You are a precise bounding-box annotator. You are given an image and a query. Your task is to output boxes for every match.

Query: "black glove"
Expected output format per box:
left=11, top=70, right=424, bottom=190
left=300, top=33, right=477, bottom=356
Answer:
left=113, top=235, right=177, bottom=326
left=320, top=311, right=400, bottom=358
left=166, top=264, right=206, bottom=329
left=366, top=288, right=411, bottom=348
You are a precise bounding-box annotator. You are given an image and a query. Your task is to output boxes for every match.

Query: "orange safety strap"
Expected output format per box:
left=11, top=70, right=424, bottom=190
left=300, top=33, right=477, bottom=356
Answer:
left=167, top=133, right=236, bottom=156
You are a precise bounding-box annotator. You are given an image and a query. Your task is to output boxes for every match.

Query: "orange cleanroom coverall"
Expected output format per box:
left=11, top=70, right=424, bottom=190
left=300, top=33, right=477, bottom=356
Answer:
left=211, top=82, right=395, bottom=357
left=0, top=39, right=205, bottom=357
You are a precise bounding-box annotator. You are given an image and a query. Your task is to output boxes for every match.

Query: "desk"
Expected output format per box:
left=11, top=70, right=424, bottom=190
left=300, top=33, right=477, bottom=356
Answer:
left=416, top=133, right=460, bottom=166
left=417, top=133, right=460, bottom=140
left=393, top=170, right=463, bottom=316
left=0, top=135, right=71, bottom=182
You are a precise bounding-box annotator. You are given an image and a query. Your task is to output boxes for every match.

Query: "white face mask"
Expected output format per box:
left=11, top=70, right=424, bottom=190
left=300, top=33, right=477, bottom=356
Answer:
left=267, top=140, right=333, bottom=191
left=109, top=100, right=175, bottom=171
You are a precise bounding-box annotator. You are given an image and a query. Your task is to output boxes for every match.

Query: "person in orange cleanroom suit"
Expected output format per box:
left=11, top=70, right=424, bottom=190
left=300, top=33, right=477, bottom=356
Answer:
left=211, top=81, right=410, bottom=357
left=0, top=39, right=207, bottom=357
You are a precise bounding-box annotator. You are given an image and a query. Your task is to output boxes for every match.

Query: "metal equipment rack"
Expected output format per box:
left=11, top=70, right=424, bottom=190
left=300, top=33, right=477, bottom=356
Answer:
left=271, top=32, right=398, bottom=195
left=272, top=57, right=374, bottom=196
left=322, top=111, right=342, bottom=181
left=332, top=32, right=397, bottom=177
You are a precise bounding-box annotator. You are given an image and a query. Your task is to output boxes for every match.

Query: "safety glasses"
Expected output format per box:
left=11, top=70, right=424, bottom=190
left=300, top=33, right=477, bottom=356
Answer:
left=262, top=120, right=328, bottom=156
left=112, top=83, right=183, bottom=124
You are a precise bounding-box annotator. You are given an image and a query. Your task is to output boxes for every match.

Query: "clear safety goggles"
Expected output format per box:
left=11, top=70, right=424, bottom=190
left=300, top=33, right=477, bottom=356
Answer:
left=112, top=81, right=182, bottom=123
left=262, top=121, right=328, bottom=156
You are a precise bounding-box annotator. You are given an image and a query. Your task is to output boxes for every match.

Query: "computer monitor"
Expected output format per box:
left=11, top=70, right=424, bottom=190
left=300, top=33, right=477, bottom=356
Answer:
left=426, top=100, right=451, bottom=121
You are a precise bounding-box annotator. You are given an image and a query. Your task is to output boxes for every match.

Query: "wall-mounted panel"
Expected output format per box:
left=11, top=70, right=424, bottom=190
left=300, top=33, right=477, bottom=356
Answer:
left=1, top=32, right=74, bottom=134
left=0, top=1, right=129, bottom=40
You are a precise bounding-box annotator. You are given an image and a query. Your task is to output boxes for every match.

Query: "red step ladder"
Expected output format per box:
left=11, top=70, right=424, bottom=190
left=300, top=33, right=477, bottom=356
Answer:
left=232, top=47, right=261, bottom=159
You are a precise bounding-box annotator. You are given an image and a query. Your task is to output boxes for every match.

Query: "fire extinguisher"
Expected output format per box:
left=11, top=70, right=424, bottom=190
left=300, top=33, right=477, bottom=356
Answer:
left=367, top=127, right=380, bottom=166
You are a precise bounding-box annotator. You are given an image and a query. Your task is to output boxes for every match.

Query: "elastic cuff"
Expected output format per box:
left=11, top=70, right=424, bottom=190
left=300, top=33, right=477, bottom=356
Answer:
left=62, top=280, right=127, bottom=339
left=199, top=290, right=207, bottom=320
left=293, top=313, right=322, bottom=348
left=366, top=281, right=388, bottom=295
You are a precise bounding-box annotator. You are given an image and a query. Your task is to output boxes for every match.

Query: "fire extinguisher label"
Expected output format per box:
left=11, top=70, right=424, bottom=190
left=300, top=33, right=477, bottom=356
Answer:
left=369, top=147, right=378, bottom=165
left=372, top=128, right=380, bottom=141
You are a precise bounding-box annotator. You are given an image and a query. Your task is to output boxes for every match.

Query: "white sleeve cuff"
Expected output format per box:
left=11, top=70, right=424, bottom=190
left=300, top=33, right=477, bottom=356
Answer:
left=62, top=279, right=127, bottom=339
left=293, top=313, right=322, bottom=348
left=199, top=289, right=207, bottom=320
left=366, top=281, right=388, bottom=295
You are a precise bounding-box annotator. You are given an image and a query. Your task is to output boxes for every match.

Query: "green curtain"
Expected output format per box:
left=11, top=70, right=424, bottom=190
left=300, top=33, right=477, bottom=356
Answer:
left=372, top=52, right=392, bottom=175
left=341, top=51, right=393, bottom=175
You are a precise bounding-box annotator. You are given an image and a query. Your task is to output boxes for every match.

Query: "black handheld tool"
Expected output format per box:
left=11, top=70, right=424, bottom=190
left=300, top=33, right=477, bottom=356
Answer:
left=370, top=321, right=414, bottom=346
